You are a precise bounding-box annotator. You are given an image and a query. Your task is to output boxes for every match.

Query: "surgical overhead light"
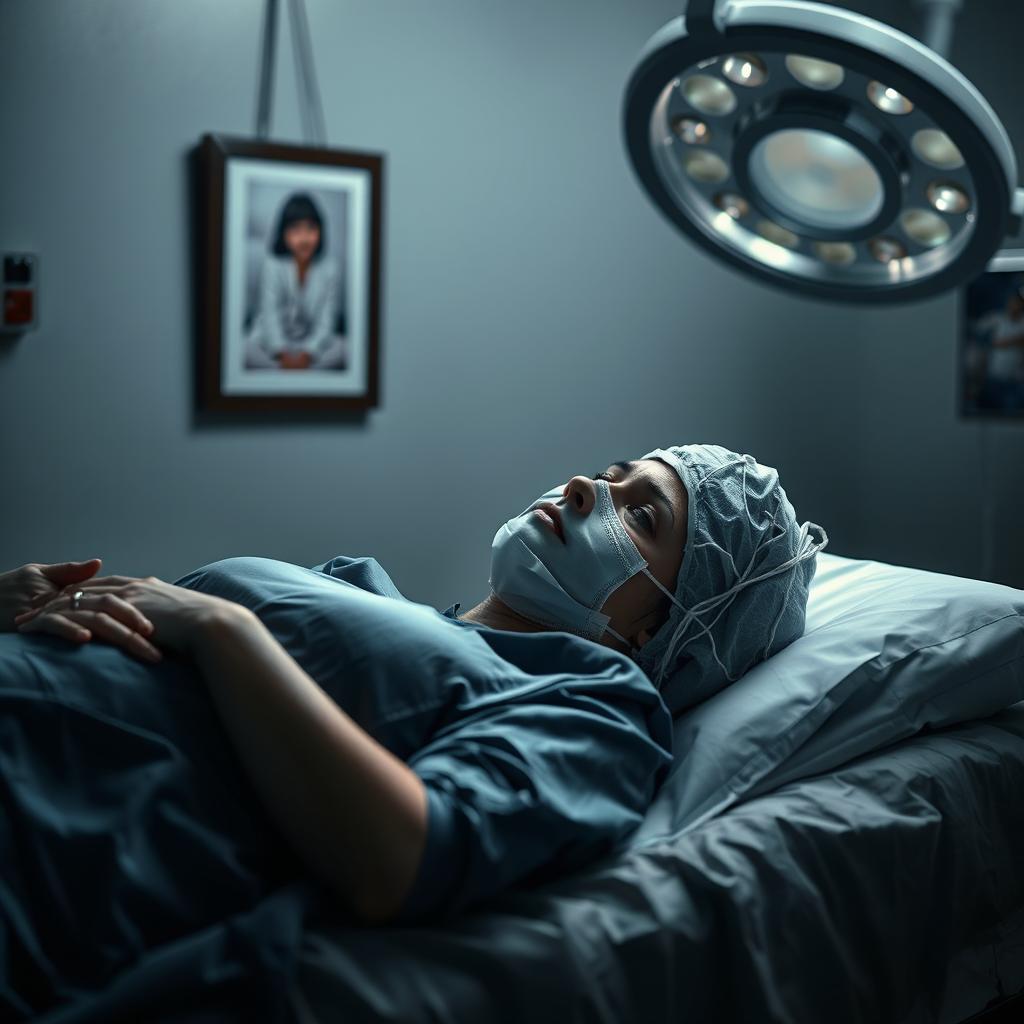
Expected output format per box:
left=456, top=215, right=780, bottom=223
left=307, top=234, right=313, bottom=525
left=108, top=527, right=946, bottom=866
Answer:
left=623, top=0, right=1024, bottom=302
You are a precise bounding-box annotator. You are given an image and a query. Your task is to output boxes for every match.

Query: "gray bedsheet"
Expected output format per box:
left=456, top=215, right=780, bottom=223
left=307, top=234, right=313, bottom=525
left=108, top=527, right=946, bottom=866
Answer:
left=288, top=704, right=1024, bottom=1024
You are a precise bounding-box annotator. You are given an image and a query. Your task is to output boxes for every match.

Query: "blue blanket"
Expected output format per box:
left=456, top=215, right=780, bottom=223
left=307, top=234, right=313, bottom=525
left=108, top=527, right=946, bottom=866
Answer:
left=0, top=630, right=330, bottom=1022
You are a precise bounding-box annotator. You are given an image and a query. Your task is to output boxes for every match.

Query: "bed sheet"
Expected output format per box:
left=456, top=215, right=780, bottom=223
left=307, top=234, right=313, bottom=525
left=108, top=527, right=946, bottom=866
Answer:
left=289, top=703, right=1024, bottom=1024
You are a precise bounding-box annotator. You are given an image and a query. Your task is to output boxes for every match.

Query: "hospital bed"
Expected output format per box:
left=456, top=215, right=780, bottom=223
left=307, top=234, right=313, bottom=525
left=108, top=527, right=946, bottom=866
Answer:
left=12, top=551, right=1023, bottom=1023
left=286, top=552, right=1024, bottom=1024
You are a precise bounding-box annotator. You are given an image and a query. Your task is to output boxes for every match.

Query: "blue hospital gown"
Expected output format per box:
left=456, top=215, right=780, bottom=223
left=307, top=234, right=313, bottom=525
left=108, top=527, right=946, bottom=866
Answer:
left=179, top=555, right=675, bottom=924
left=0, top=554, right=672, bottom=1019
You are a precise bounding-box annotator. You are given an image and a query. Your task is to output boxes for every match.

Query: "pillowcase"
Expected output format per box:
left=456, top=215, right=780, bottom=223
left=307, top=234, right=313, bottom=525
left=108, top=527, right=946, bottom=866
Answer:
left=632, top=552, right=1024, bottom=846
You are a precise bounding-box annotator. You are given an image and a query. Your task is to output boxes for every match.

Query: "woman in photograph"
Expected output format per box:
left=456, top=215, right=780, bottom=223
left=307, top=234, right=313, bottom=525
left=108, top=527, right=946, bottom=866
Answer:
left=244, top=192, right=349, bottom=371
left=0, top=445, right=824, bottom=1019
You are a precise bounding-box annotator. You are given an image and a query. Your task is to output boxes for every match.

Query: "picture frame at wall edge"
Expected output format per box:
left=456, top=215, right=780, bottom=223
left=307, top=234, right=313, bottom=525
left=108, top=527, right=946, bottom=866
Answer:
left=958, top=249, right=1024, bottom=420
left=196, top=132, right=383, bottom=414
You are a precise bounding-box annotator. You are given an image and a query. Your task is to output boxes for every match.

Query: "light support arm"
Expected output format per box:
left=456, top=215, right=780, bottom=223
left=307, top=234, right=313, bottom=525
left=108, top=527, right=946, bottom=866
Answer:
left=684, top=0, right=734, bottom=35
left=912, top=0, right=964, bottom=61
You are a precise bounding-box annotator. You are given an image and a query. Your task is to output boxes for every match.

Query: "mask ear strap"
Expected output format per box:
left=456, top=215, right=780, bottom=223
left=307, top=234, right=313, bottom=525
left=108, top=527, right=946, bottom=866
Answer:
left=644, top=568, right=681, bottom=607
left=603, top=623, right=631, bottom=647
left=604, top=623, right=645, bottom=664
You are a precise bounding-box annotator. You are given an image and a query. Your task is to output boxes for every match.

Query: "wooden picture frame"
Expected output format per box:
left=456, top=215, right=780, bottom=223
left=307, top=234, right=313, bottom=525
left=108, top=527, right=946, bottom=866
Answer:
left=197, top=133, right=383, bottom=413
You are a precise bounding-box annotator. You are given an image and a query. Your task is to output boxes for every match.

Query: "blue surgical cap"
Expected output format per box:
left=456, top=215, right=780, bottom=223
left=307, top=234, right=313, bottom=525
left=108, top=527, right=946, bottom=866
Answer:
left=633, top=444, right=828, bottom=716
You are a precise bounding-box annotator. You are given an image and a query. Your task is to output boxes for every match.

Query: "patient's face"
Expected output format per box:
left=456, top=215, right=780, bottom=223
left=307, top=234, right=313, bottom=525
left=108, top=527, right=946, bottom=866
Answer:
left=563, top=458, right=688, bottom=653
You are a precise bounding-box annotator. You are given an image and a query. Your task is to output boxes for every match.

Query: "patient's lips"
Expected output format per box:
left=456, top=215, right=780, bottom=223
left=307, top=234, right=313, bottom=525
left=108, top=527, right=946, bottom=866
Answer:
left=534, top=502, right=565, bottom=543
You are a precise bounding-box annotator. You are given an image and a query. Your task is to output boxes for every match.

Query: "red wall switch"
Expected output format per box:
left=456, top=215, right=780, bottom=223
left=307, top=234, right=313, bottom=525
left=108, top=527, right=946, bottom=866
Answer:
left=2, top=253, right=38, bottom=331
left=3, top=289, right=34, bottom=325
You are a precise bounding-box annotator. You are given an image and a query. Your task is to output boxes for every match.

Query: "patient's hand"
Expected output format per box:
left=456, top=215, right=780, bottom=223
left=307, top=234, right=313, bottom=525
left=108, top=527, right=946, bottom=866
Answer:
left=0, top=559, right=102, bottom=632
left=14, top=574, right=243, bottom=663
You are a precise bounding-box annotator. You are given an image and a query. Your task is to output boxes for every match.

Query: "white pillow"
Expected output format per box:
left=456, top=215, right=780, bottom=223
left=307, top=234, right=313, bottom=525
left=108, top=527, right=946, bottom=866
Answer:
left=632, top=552, right=1024, bottom=846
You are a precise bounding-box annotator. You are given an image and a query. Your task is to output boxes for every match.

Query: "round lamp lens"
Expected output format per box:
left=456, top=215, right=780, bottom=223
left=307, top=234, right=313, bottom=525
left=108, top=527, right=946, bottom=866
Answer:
left=756, top=219, right=800, bottom=248
left=785, top=54, right=845, bottom=90
left=722, top=53, right=768, bottom=87
left=683, top=149, right=730, bottom=183
left=681, top=74, right=738, bottom=116
left=869, top=236, right=907, bottom=262
left=671, top=116, right=711, bottom=144
left=713, top=191, right=750, bottom=218
left=912, top=128, right=965, bottom=169
left=867, top=81, right=914, bottom=115
left=813, top=241, right=857, bottom=266
left=900, top=208, right=952, bottom=247
left=748, top=128, right=885, bottom=230
left=926, top=180, right=970, bottom=214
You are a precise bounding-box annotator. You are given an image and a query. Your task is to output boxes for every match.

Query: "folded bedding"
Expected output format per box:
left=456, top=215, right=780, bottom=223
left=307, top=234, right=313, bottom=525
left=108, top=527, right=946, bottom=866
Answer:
left=291, top=703, right=1024, bottom=1024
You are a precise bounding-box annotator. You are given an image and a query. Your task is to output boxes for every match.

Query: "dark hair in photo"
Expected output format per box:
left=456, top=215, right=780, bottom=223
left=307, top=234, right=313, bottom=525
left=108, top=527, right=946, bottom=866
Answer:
left=271, top=192, right=326, bottom=259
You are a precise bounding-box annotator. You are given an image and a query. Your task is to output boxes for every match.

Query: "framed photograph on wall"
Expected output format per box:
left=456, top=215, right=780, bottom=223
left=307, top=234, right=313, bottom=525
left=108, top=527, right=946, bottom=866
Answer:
left=959, top=249, right=1024, bottom=418
left=198, top=133, right=383, bottom=412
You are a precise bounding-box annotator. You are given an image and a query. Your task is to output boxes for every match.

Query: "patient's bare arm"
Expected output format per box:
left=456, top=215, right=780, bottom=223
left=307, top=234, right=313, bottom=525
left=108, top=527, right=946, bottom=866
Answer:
left=0, top=559, right=102, bottom=631
left=193, top=607, right=428, bottom=925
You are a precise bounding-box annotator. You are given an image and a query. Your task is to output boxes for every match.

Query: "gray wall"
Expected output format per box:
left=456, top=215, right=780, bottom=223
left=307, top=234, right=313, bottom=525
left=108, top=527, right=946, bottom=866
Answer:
left=1, top=0, right=1021, bottom=611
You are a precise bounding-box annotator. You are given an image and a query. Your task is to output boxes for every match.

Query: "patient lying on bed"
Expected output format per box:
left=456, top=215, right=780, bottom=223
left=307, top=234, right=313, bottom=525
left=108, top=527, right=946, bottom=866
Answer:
left=0, top=443, right=824, bottom=1019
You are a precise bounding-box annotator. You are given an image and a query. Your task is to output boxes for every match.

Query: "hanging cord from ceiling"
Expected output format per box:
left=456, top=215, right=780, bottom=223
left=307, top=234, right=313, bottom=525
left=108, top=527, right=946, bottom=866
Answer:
left=288, top=0, right=327, bottom=146
left=255, top=0, right=278, bottom=138
left=254, top=0, right=327, bottom=146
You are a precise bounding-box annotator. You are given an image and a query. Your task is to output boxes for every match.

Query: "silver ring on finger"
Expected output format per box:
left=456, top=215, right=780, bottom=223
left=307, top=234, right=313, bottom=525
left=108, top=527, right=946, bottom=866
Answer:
left=70, top=590, right=85, bottom=611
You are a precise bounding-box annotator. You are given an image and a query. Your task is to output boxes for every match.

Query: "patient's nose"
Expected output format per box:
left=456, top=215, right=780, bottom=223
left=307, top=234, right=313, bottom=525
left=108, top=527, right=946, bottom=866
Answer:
left=563, top=476, right=596, bottom=516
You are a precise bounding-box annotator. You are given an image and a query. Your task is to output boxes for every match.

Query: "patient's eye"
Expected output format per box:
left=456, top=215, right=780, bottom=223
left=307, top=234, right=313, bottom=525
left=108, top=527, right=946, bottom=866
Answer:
left=592, top=472, right=654, bottom=534
left=630, top=505, right=655, bottom=533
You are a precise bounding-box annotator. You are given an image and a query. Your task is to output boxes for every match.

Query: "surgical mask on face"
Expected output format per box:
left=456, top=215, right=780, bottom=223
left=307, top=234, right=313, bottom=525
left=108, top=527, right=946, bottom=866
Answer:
left=488, top=478, right=683, bottom=651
